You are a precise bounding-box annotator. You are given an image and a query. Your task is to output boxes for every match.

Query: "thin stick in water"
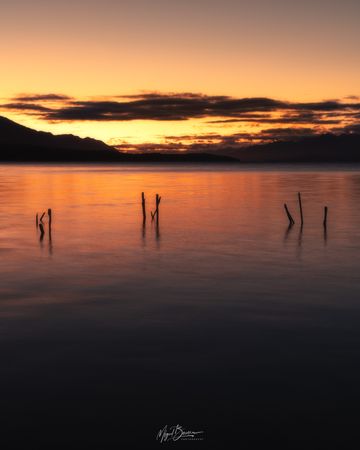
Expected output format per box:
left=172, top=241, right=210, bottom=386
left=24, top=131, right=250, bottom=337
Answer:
left=39, top=223, right=45, bottom=241
left=141, top=192, right=146, bottom=223
left=155, top=194, right=161, bottom=222
left=40, top=212, right=46, bottom=223
left=298, top=192, right=304, bottom=226
left=36, top=213, right=39, bottom=227
left=284, top=203, right=295, bottom=226
left=48, top=208, right=52, bottom=226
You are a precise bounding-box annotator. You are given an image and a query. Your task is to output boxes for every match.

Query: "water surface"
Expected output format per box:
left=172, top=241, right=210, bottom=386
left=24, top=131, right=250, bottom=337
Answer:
left=1, top=164, right=360, bottom=448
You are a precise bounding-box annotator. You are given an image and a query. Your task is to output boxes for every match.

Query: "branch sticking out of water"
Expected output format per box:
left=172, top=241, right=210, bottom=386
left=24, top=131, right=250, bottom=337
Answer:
left=284, top=203, right=295, bottom=226
left=141, top=192, right=146, bottom=224
left=39, top=223, right=45, bottom=241
left=151, top=193, right=162, bottom=222
left=298, top=192, right=304, bottom=227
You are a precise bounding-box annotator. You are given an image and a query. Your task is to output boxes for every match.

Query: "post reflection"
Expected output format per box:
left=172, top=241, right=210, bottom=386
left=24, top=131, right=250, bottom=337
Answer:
left=323, top=224, right=328, bottom=246
left=283, top=224, right=294, bottom=243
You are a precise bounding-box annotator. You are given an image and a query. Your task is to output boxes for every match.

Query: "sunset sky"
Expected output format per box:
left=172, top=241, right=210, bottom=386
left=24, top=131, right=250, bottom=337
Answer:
left=1, top=0, right=360, bottom=151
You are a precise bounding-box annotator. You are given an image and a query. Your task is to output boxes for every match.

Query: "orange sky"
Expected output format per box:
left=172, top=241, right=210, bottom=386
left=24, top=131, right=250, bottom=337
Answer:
left=1, top=0, right=359, bottom=147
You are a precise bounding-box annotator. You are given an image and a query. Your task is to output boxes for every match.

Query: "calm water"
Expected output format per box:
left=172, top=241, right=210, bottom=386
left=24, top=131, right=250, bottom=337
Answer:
left=1, top=164, right=360, bottom=448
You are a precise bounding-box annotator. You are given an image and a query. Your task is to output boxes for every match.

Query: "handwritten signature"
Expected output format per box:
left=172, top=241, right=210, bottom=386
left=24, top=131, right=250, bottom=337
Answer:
left=157, top=424, right=204, bottom=443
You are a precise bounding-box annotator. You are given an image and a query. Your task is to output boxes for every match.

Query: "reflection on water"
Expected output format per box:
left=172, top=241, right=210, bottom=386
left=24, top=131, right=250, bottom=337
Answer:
left=2, top=163, right=360, bottom=295
left=283, top=223, right=294, bottom=243
left=1, top=163, right=360, bottom=447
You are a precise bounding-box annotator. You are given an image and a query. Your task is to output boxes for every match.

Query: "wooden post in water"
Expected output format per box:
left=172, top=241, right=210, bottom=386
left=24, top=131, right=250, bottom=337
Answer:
left=297, top=192, right=304, bottom=226
left=48, top=209, right=52, bottom=242
left=36, top=213, right=39, bottom=227
left=156, top=194, right=161, bottom=223
left=323, top=206, right=328, bottom=228
left=151, top=194, right=162, bottom=221
left=39, top=223, right=45, bottom=241
left=284, top=203, right=295, bottom=226
left=141, top=193, right=146, bottom=223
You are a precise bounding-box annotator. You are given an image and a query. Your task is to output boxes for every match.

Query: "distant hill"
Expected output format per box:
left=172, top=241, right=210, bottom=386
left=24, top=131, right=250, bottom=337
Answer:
left=0, top=116, right=235, bottom=162
left=0, top=115, right=119, bottom=161
left=2, top=115, right=360, bottom=163
left=219, top=133, right=360, bottom=163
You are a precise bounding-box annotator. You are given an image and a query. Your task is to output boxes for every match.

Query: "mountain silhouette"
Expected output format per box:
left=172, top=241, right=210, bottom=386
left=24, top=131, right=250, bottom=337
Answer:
left=219, top=133, right=360, bottom=163
left=0, top=116, right=235, bottom=162
left=0, top=115, right=119, bottom=161
left=2, top=115, right=360, bottom=163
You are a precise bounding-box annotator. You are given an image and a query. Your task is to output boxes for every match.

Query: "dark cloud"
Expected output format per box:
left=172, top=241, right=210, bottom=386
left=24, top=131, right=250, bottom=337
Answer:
left=207, top=115, right=271, bottom=123
left=116, top=128, right=322, bottom=154
left=45, top=95, right=277, bottom=121
left=261, top=127, right=315, bottom=136
left=12, top=93, right=72, bottom=102
left=2, top=92, right=360, bottom=148
left=45, top=97, right=214, bottom=121
left=3, top=92, right=360, bottom=123
left=2, top=103, right=53, bottom=112
left=117, top=92, right=229, bottom=101
left=42, top=95, right=360, bottom=122
left=208, top=112, right=340, bottom=125
left=293, top=101, right=359, bottom=111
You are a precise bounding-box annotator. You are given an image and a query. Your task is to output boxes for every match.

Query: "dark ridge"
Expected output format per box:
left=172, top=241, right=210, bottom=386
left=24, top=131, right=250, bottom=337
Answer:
left=2, top=115, right=360, bottom=163
left=0, top=115, right=115, bottom=156
left=0, top=116, right=235, bottom=163
left=219, top=133, right=360, bottom=162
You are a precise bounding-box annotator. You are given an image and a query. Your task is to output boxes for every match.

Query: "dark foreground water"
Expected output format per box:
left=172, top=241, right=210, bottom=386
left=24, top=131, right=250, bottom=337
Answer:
left=1, top=164, right=360, bottom=448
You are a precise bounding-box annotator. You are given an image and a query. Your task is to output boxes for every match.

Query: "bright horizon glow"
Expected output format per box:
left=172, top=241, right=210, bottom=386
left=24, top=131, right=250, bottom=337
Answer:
left=1, top=0, right=359, bottom=149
